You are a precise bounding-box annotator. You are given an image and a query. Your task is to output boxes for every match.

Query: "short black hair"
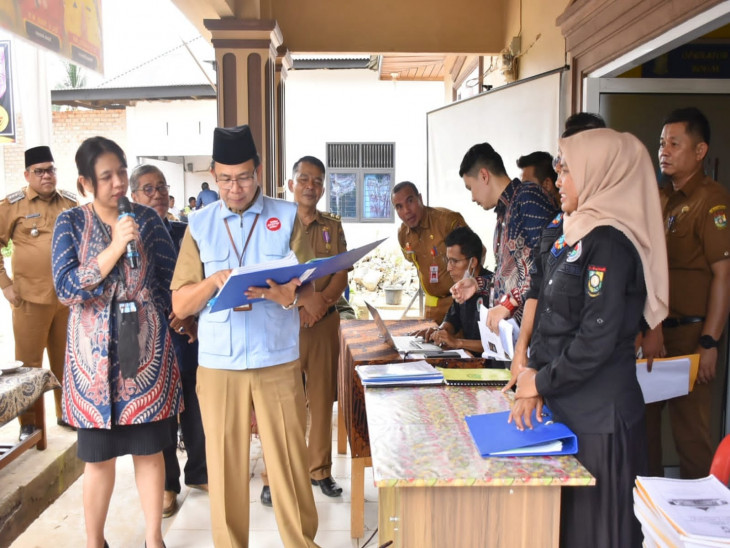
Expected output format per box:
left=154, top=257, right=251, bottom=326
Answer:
left=663, top=107, right=711, bottom=145
left=292, top=155, right=325, bottom=176
left=458, top=143, right=507, bottom=178
left=516, top=151, right=557, bottom=183
left=392, top=181, right=420, bottom=196
left=445, top=226, right=483, bottom=261
left=201, top=182, right=209, bottom=190
left=75, top=136, right=127, bottom=197
left=562, top=112, right=606, bottom=138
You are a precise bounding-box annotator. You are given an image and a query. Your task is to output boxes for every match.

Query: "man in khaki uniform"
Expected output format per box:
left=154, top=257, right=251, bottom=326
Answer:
left=260, top=156, right=348, bottom=505
left=0, top=146, right=77, bottom=440
left=646, top=107, right=730, bottom=478
left=392, top=181, right=467, bottom=323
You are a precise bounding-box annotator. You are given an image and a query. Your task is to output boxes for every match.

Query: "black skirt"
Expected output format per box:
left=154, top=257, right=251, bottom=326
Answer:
left=559, top=413, right=648, bottom=548
left=77, top=417, right=176, bottom=463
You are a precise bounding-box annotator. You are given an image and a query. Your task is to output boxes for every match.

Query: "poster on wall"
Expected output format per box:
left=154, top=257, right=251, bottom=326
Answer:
left=0, top=40, right=15, bottom=143
left=0, top=0, right=102, bottom=72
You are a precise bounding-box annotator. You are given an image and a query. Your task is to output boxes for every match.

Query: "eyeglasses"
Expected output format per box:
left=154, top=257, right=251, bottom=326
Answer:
left=551, top=155, right=562, bottom=172
left=137, top=184, right=169, bottom=197
left=216, top=174, right=255, bottom=190
left=31, top=167, right=56, bottom=177
left=446, top=258, right=469, bottom=266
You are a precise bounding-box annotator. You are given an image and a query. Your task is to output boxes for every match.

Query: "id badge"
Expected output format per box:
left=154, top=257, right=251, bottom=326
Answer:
left=429, top=264, right=439, bottom=284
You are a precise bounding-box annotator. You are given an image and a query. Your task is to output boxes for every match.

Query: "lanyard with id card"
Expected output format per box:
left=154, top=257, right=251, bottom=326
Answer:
left=429, top=246, right=439, bottom=284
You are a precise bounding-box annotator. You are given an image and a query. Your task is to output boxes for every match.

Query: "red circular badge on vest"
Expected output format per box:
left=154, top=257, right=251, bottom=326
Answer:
left=266, top=217, right=281, bottom=231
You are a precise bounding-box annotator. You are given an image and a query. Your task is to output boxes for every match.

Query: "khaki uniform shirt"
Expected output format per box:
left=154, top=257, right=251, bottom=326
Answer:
left=397, top=206, right=466, bottom=304
left=290, top=210, right=348, bottom=293
left=661, top=173, right=730, bottom=318
left=0, top=186, right=77, bottom=304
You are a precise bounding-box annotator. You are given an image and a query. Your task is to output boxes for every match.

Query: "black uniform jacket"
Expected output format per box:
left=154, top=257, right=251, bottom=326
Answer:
left=530, top=225, right=647, bottom=435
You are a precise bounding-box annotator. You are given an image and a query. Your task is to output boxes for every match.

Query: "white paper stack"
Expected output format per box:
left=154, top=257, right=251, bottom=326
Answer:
left=634, top=475, right=730, bottom=548
left=355, top=360, right=444, bottom=386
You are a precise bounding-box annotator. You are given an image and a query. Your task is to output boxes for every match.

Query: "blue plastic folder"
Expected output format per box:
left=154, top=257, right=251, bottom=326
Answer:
left=465, top=409, right=578, bottom=457
left=209, top=238, right=386, bottom=312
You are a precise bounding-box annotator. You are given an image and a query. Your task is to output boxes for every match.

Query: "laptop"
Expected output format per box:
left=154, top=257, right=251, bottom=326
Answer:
left=364, top=301, right=445, bottom=355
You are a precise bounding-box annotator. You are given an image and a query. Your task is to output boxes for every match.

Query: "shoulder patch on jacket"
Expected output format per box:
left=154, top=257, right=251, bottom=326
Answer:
left=6, top=190, right=25, bottom=204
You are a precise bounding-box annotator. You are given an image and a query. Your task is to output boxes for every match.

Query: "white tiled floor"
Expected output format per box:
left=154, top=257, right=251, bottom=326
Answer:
left=9, top=403, right=381, bottom=548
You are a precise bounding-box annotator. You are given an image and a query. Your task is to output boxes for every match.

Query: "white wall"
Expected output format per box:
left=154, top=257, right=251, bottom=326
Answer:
left=126, top=99, right=217, bottom=204
left=285, top=69, right=445, bottom=249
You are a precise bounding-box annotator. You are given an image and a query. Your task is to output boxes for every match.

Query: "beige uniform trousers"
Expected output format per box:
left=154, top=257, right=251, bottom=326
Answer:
left=197, top=361, right=319, bottom=548
left=14, top=298, right=68, bottom=424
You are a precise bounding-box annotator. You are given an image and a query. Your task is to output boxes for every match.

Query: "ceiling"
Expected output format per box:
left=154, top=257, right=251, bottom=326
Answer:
left=170, top=0, right=504, bottom=83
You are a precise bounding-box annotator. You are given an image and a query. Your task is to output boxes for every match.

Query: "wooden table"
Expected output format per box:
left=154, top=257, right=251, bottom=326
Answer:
left=365, top=386, right=595, bottom=547
left=337, top=319, right=490, bottom=538
left=0, top=367, right=60, bottom=471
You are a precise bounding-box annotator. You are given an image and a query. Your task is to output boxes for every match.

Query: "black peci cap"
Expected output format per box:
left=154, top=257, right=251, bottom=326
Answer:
left=25, top=145, right=54, bottom=168
left=212, top=125, right=258, bottom=166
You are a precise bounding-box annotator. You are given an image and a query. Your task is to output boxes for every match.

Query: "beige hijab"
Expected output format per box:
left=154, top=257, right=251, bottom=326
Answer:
left=560, top=128, right=668, bottom=328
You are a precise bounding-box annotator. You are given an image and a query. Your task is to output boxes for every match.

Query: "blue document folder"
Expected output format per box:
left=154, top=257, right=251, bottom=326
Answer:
left=209, top=238, right=386, bottom=312
left=465, top=408, right=578, bottom=457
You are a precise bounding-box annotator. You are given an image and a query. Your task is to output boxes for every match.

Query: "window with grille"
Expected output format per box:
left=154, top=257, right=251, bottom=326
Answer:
left=326, top=143, right=395, bottom=222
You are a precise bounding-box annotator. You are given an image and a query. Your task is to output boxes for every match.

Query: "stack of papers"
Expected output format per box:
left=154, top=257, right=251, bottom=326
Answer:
left=636, top=355, right=700, bottom=404
left=355, top=360, right=444, bottom=387
left=634, top=475, right=730, bottom=547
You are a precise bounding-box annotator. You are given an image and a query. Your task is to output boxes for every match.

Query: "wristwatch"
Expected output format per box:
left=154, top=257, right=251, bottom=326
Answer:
left=698, top=334, right=719, bottom=349
left=497, top=293, right=517, bottom=315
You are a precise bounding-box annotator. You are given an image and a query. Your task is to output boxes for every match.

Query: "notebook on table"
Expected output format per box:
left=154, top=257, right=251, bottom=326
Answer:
left=364, top=301, right=445, bottom=355
left=438, top=367, right=511, bottom=386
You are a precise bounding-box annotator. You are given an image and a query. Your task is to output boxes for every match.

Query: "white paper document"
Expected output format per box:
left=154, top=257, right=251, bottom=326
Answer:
left=635, top=357, right=695, bottom=404
left=477, top=304, right=520, bottom=361
left=635, top=475, right=730, bottom=544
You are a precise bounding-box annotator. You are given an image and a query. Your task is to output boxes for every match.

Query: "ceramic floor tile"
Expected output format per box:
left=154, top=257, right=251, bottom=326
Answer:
left=314, top=529, right=363, bottom=547
left=314, top=500, right=353, bottom=531
left=162, top=528, right=215, bottom=548
left=168, top=487, right=211, bottom=530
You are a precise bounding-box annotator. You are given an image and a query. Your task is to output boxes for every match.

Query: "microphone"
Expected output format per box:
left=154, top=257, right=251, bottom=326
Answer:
left=117, top=196, right=139, bottom=269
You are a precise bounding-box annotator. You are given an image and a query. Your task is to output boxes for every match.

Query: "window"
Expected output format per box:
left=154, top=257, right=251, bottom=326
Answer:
left=327, top=142, right=395, bottom=222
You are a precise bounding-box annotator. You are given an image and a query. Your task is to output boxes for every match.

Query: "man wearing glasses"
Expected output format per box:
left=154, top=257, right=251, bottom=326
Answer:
left=130, top=164, right=207, bottom=518
left=0, top=145, right=77, bottom=441
left=171, top=125, right=319, bottom=547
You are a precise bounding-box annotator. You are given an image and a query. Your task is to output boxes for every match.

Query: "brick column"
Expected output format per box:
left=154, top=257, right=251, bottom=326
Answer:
left=204, top=19, right=282, bottom=196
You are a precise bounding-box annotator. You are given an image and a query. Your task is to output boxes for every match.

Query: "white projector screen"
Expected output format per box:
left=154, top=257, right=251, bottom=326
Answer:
left=426, top=69, right=564, bottom=268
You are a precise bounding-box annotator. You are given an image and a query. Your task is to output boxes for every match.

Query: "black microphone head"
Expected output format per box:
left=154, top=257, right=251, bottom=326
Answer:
left=118, top=195, right=132, bottom=214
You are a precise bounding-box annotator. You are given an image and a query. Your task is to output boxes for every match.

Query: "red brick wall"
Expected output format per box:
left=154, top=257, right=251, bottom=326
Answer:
left=1, top=109, right=127, bottom=198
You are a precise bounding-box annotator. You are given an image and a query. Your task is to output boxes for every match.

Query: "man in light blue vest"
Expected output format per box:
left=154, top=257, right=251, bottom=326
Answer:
left=171, top=125, right=319, bottom=547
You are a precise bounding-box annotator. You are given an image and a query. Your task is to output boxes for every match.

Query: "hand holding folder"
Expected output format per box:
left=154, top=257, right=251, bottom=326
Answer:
left=465, top=408, right=578, bottom=457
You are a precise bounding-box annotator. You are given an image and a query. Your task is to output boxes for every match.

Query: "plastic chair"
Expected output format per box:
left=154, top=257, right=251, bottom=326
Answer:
left=710, top=434, right=730, bottom=487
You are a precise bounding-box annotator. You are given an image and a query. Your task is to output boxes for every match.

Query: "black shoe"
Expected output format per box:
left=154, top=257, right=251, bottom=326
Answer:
left=18, top=425, right=34, bottom=442
left=260, top=485, right=272, bottom=507
left=311, top=476, right=343, bottom=497
left=56, top=419, right=77, bottom=431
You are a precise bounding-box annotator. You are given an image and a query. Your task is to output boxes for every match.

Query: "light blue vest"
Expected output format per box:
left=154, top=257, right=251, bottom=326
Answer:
left=188, top=193, right=299, bottom=370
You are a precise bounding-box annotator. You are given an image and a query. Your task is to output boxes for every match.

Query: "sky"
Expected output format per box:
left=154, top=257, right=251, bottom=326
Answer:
left=48, top=0, right=205, bottom=88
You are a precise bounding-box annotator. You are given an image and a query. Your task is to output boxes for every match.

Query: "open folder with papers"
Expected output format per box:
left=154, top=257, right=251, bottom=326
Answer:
left=477, top=304, right=520, bottom=361
left=209, top=238, right=385, bottom=312
left=465, top=409, right=578, bottom=457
